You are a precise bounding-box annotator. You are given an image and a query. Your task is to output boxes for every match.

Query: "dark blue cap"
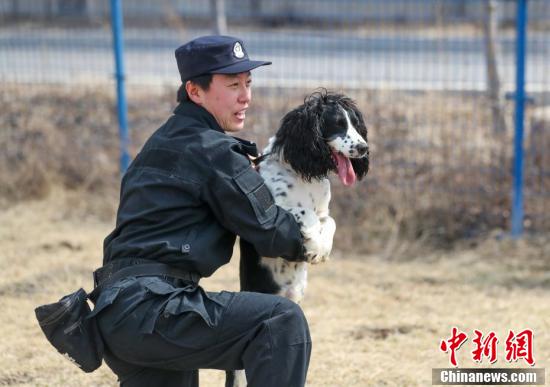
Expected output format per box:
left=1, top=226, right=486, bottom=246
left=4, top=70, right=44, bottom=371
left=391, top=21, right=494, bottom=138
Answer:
left=175, top=35, right=271, bottom=83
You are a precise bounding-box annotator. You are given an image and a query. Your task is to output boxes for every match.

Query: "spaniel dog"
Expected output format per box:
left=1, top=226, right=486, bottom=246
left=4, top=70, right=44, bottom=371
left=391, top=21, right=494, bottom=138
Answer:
left=240, top=90, right=369, bottom=299
left=228, top=90, right=369, bottom=386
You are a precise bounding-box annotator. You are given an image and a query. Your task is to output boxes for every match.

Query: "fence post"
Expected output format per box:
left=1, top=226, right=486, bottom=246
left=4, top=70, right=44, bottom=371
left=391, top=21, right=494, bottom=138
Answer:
left=110, top=0, right=130, bottom=174
left=511, top=0, right=528, bottom=237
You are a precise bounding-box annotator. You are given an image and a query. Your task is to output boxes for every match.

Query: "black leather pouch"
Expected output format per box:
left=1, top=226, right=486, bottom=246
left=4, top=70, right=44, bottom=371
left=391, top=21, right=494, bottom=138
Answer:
left=35, top=288, right=103, bottom=372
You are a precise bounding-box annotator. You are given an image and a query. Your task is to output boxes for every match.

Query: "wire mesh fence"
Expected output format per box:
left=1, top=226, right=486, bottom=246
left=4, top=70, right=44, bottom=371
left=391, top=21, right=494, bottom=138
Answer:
left=1, top=0, right=548, bottom=246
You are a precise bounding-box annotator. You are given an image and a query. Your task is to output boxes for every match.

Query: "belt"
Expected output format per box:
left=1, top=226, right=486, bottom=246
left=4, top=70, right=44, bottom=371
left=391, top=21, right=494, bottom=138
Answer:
left=89, top=258, right=201, bottom=302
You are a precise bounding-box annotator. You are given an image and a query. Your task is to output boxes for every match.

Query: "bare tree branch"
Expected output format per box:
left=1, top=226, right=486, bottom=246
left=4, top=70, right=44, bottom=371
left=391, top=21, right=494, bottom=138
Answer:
left=483, top=0, right=507, bottom=133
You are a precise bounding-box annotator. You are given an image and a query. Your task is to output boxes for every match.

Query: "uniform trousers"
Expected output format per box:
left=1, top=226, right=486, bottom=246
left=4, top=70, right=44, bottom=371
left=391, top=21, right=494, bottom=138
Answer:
left=94, top=276, right=311, bottom=387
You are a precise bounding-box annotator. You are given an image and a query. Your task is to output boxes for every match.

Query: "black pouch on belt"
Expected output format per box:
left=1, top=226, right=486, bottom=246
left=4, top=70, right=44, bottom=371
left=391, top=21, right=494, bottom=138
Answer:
left=34, top=288, right=103, bottom=373
left=34, top=259, right=200, bottom=373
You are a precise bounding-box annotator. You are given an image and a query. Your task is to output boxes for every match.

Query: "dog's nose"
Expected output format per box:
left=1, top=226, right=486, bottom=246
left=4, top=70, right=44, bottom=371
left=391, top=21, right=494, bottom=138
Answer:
left=356, top=143, right=368, bottom=156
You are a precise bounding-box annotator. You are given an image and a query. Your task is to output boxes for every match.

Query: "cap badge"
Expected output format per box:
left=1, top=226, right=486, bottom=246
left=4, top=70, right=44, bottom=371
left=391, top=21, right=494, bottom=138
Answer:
left=233, top=42, right=244, bottom=59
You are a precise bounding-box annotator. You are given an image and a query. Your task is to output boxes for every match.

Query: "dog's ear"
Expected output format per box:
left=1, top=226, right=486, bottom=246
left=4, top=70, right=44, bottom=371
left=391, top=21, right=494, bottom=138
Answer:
left=351, top=149, right=369, bottom=180
left=272, top=105, right=335, bottom=182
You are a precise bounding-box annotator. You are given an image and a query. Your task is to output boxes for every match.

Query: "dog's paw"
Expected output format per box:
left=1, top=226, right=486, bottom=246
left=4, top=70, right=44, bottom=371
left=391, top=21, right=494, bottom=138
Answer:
left=287, top=207, right=334, bottom=264
left=307, top=245, right=331, bottom=264
left=308, top=252, right=327, bottom=265
left=303, top=225, right=332, bottom=264
left=302, top=216, right=335, bottom=264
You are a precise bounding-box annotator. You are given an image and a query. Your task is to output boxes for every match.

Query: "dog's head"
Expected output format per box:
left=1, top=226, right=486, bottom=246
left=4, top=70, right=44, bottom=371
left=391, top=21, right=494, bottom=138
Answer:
left=272, top=90, right=369, bottom=185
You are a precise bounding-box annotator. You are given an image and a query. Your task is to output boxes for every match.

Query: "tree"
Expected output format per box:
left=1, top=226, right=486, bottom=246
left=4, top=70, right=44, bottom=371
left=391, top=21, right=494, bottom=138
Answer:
left=210, top=0, right=227, bottom=35
left=483, top=0, right=507, bottom=133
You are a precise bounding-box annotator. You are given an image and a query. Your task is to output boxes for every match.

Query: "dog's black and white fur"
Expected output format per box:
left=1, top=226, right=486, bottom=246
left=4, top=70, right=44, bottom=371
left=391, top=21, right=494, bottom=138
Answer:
left=228, top=91, right=369, bottom=386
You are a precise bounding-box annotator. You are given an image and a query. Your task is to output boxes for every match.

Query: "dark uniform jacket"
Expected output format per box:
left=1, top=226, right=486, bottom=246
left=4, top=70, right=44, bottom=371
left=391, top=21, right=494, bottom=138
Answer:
left=103, top=101, right=305, bottom=279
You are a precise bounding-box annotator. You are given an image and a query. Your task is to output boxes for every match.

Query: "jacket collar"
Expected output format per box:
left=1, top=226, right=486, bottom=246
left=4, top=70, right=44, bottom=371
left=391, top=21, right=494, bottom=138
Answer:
left=174, top=101, right=224, bottom=134
left=173, top=101, right=259, bottom=157
left=235, top=137, right=259, bottom=157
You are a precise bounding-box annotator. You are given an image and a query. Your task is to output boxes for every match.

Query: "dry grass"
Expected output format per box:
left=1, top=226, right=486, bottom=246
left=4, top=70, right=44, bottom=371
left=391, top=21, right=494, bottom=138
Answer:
left=1, top=190, right=549, bottom=386
left=1, top=85, right=548, bottom=251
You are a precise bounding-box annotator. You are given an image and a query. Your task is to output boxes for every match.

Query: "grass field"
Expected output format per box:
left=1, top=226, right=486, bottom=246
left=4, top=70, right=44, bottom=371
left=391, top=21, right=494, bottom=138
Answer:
left=1, top=189, right=549, bottom=386
left=2, top=85, right=549, bottom=249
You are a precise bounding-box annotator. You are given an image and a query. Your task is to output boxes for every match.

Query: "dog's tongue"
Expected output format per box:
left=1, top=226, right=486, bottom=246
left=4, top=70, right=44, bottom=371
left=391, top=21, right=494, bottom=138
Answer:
left=333, top=152, right=356, bottom=186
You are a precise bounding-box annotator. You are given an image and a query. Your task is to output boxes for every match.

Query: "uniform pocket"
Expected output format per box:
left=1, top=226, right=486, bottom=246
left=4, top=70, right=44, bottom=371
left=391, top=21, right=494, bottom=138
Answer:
left=149, top=285, right=231, bottom=350
left=136, top=278, right=213, bottom=334
left=141, top=277, right=178, bottom=295
left=161, top=287, right=217, bottom=327
left=234, top=167, right=276, bottom=225
left=88, top=277, right=135, bottom=318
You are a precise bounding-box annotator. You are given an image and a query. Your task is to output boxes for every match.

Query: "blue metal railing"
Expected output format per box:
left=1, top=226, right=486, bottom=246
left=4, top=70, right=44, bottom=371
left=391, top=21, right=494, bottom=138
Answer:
left=98, top=0, right=542, bottom=237
left=110, top=0, right=130, bottom=174
left=511, top=0, right=528, bottom=237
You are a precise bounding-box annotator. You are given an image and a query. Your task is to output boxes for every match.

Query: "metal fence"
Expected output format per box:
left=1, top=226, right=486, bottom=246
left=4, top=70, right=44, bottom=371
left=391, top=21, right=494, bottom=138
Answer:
left=1, top=0, right=548, bottom=240
left=2, top=0, right=549, bottom=91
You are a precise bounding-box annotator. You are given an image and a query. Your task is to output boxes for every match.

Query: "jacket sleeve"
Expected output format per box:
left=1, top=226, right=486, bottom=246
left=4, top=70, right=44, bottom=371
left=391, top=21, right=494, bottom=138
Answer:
left=202, top=161, right=306, bottom=262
